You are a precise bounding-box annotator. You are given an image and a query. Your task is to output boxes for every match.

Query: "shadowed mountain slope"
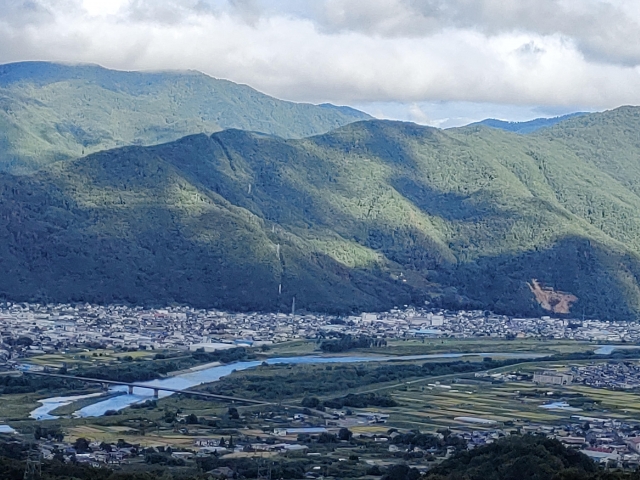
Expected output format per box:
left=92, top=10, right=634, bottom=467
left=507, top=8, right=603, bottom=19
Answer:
left=0, top=62, right=370, bottom=174
left=2, top=107, right=640, bottom=318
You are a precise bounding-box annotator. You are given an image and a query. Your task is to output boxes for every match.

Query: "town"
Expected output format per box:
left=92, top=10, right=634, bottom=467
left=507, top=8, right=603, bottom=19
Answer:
left=4, top=302, right=640, bottom=477
left=0, top=302, right=638, bottom=361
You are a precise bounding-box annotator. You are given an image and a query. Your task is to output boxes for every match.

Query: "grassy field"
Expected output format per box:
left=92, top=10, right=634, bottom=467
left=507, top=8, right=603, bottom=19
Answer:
left=6, top=341, right=640, bottom=453
left=26, top=349, right=160, bottom=369
left=348, top=360, right=640, bottom=432
left=65, top=424, right=197, bottom=448
left=358, top=338, right=596, bottom=356
left=0, top=393, right=44, bottom=421
left=264, top=338, right=596, bottom=359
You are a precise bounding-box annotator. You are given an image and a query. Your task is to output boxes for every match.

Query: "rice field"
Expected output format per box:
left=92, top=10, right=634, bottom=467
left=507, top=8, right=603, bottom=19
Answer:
left=356, top=360, right=640, bottom=432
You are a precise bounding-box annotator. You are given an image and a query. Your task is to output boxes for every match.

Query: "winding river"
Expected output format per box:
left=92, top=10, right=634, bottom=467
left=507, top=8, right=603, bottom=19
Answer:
left=30, top=351, right=545, bottom=420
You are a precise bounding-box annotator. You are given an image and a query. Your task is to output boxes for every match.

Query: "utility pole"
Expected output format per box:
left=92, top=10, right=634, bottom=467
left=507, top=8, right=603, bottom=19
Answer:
left=23, top=444, right=41, bottom=480
left=257, top=458, right=264, bottom=480
left=291, top=297, right=295, bottom=316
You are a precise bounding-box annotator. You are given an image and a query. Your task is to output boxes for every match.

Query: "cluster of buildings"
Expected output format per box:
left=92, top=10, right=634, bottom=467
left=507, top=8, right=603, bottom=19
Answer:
left=426, top=418, right=640, bottom=468
left=38, top=439, right=139, bottom=467
left=533, top=417, right=640, bottom=467
left=2, top=301, right=640, bottom=363
left=530, top=362, right=640, bottom=392
left=434, top=312, right=640, bottom=342
left=570, top=362, right=640, bottom=390
left=13, top=417, right=640, bottom=474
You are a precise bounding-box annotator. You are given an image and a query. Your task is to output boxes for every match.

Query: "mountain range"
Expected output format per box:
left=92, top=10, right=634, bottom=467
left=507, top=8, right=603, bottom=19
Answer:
left=0, top=61, right=370, bottom=174
left=469, top=112, right=588, bottom=133
left=2, top=62, right=640, bottom=320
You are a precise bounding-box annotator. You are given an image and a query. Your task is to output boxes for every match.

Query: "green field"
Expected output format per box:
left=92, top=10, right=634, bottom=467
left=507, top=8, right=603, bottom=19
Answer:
left=4, top=340, right=640, bottom=456
left=26, top=349, right=160, bottom=369
left=347, top=360, right=640, bottom=432
left=265, top=338, right=597, bottom=358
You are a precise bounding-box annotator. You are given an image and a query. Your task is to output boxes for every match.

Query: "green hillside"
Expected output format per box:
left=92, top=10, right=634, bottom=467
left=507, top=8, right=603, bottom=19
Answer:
left=424, top=435, right=603, bottom=479
left=468, top=112, right=587, bottom=133
left=2, top=107, right=640, bottom=319
left=0, top=62, right=370, bottom=174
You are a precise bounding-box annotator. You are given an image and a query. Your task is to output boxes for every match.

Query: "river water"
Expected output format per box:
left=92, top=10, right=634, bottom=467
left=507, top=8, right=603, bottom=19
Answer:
left=593, top=345, right=640, bottom=355
left=30, top=351, right=546, bottom=420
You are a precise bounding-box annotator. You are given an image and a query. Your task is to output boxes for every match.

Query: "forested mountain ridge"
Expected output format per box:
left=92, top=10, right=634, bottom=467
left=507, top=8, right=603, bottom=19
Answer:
left=2, top=107, right=640, bottom=319
left=0, top=61, right=370, bottom=174
left=469, top=112, right=587, bottom=133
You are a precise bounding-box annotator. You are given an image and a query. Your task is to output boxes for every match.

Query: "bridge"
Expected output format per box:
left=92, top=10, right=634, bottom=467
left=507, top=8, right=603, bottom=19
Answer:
left=22, top=371, right=270, bottom=405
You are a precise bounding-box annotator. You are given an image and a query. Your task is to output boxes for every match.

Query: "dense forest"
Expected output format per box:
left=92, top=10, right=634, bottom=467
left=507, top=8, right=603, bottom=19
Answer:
left=2, top=99, right=640, bottom=318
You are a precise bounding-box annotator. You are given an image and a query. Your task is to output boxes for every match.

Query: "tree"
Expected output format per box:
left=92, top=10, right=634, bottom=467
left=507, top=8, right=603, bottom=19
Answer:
left=318, top=432, right=338, bottom=444
left=16, top=336, right=33, bottom=346
left=73, top=437, right=90, bottom=454
left=383, top=464, right=420, bottom=480
left=301, top=397, right=320, bottom=408
left=338, top=428, right=353, bottom=441
left=186, top=413, right=199, bottom=424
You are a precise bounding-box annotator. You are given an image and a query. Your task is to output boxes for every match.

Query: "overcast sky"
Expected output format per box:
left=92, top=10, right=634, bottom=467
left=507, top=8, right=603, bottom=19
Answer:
left=2, top=0, right=639, bottom=126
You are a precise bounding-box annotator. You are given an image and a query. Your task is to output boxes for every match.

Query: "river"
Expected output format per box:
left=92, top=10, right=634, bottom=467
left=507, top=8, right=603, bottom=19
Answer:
left=593, top=345, right=640, bottom=355
left=30, top=351, right=546, bottom=420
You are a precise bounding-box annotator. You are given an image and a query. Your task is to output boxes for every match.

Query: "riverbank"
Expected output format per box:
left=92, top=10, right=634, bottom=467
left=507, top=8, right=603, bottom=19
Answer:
left=31, top=351, right=547, bottom=420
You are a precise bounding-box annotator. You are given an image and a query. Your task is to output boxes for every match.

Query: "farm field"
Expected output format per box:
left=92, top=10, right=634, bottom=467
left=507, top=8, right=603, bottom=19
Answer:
left=26, top=349, right=161, bottom=369
left=3, top=338, right=640, bottom=458
left=367, top=361, right=640, bottom=432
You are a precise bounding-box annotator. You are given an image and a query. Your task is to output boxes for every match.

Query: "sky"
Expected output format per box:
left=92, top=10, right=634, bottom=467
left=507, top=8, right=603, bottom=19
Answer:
left=1, top=0, right=639, bottom=127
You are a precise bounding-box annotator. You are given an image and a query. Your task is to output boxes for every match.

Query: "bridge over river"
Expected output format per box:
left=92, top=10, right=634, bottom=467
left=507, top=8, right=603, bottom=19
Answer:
left=23, top=371, right=270, bottom=405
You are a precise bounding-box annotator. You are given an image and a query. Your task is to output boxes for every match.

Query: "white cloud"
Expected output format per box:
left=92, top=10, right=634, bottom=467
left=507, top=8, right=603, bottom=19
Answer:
left=0, top=0, right=639, bottom=117
left=82, top=0, right=128, bottom=16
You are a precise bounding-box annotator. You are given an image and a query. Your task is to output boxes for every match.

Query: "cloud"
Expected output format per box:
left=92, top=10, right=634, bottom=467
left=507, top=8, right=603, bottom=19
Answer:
left=353, top=101, right=592, bottom=128
left=0, top=0, right=639, bottom=113
left=314, top=0, right=640, bottom=66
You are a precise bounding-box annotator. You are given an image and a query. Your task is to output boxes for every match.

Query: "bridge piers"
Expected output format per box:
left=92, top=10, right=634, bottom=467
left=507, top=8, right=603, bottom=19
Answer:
left=23, top=371, right=268, bottom=405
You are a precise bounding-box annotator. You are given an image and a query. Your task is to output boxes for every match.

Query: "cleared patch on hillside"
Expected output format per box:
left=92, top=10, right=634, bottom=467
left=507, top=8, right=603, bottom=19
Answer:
left=528, top=279, right=578, bottom=314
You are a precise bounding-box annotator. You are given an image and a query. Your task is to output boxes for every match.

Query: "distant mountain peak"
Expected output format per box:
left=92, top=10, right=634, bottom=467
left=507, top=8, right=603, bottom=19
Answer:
left=466, top=112, right=588, bottom=134
left=0, top=61, right=371, bottom=173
